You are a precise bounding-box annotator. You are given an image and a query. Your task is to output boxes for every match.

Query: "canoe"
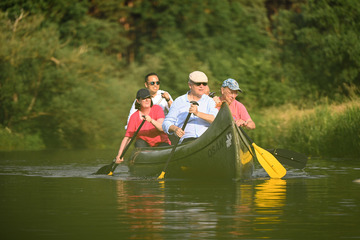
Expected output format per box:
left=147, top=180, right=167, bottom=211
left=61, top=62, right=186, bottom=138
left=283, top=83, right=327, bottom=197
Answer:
left=127, top=103, right=255, bottom=180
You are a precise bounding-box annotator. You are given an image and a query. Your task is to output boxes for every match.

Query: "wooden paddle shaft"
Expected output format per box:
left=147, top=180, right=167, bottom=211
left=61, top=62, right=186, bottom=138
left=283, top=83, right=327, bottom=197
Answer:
left=109, top=118, right=146, bottom=175
left=158, top=101, right=199, bottom=179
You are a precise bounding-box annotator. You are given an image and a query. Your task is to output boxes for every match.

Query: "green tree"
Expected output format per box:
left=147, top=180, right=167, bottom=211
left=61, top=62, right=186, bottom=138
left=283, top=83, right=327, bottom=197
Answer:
left=273, top=0, right=360, bottom=102
left=0, top=11, right=128, bottom=149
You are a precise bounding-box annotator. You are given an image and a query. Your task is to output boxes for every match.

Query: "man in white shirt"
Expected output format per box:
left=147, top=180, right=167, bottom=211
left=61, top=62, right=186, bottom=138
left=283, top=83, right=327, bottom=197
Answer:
left=162, top=71, right=218, bottom=143
left=125, top=73, right=173, bottom=129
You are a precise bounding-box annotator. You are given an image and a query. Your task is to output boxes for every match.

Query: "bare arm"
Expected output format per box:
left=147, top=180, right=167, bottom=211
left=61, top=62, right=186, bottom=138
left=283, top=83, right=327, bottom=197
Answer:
left=168, top=125, right=184, bottom=138
left=116, top=136, right=131, bottom=163
left=190, top=104, right=215, bottom=124
left=144, top=115, right=164, bottom=132
left=245, top=119, right=256, bottom=130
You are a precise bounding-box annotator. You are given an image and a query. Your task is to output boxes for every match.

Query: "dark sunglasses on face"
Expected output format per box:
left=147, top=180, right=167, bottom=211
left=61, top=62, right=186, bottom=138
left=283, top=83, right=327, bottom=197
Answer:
left=149, top=81, right=160, bottom=85
left=193, top=82, right=207, bottom=86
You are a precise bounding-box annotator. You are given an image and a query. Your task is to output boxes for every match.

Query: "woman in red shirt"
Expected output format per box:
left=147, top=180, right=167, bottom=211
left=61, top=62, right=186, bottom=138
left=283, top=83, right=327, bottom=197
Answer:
left=116, top=88, right=171, bottom=163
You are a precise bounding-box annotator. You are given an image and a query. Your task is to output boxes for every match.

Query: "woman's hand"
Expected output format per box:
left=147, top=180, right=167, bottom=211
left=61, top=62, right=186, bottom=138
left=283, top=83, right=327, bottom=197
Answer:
left=115, top=155, right=124, bottom=164
left=143, top=115, right=152, bottom=123
left=115, top=136, right=131, bottom=164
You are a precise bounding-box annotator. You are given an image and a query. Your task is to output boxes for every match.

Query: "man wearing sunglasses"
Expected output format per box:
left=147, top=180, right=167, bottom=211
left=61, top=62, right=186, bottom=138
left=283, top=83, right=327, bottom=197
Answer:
left=162, top=71, right=218, bottom=144
left=125, top=73, right=173, bottom=129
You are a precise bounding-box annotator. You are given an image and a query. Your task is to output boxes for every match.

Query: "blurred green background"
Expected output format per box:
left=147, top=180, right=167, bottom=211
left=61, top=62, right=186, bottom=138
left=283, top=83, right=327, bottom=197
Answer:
left=1, top=0, right=359, bottom=157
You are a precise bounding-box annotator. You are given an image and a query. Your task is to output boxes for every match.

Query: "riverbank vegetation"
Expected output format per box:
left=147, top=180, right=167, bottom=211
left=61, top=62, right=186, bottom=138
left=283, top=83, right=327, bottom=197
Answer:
left=1, top=0, right=359, bottom=158
left=251, top=97, right=360, bottom=158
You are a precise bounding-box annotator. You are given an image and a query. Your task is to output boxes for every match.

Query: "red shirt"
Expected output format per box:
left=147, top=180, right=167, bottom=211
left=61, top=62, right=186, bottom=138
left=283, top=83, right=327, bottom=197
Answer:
left=126, top=105, right=171, bottom=146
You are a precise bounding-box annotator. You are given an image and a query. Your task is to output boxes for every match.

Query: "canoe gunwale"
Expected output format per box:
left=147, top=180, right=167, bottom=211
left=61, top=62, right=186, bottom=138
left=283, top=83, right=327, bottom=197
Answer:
left=235, top=124, right=257, bottom=161
left=128, top=122, right=233, bottom=165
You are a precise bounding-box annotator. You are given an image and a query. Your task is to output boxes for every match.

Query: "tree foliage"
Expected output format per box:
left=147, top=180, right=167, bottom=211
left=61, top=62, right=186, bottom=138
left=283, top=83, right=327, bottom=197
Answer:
left=0, top=0, right=359, bottom=149
left=0, top=10, right=126, bottom=149
left=272, top=0, right=360, bottom=101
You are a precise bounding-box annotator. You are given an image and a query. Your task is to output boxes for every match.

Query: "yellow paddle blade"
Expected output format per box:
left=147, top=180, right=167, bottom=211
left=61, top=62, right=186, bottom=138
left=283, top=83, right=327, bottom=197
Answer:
left=157, top=171, right=165, bottom=180
left=252, top=143, right=287, bottom=178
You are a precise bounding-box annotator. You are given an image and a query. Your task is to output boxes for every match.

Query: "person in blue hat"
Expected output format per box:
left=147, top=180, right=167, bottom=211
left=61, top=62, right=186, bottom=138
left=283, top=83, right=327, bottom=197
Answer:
left=213, top=78, right=255, bottom=129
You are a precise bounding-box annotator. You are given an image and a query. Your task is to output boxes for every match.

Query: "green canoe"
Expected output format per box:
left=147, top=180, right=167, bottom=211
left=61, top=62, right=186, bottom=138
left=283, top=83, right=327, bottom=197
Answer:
left=127, top=103, right=255, bottom=180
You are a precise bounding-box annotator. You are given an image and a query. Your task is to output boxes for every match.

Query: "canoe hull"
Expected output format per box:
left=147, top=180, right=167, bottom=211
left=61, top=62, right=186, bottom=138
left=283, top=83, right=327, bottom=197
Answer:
left=127, top=103, right=254, bottom=181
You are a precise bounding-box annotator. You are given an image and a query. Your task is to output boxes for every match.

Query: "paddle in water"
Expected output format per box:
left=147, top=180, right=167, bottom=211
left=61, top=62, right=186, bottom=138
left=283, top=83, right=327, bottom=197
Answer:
left=267, top=148, right=308, bottom=169
left=94, top=118, right=146, bottom=175
left=238, top=127, right=287, bottom=178
left=157, top=101, right=199, bottom=180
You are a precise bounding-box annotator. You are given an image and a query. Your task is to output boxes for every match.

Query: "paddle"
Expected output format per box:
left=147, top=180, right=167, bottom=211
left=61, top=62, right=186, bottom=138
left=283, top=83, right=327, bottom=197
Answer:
left=95, top=118, right=146, bottom=175
left=208, top=92, right=216, bottom=98
left=157, top=101, right=199, bottom=180
left=238, top=127, right=287, bottom=179
left=266, top=148, right=308, bottom=169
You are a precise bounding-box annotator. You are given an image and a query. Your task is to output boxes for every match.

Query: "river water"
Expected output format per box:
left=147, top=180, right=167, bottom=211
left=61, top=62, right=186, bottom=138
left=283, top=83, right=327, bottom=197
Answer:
left=0, top=150, right=359, bottom=240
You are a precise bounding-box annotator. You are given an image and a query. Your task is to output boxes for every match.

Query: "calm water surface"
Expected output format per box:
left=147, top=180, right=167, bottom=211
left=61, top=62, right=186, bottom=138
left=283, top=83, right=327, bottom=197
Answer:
left=0, top=150, right=360, bottom=240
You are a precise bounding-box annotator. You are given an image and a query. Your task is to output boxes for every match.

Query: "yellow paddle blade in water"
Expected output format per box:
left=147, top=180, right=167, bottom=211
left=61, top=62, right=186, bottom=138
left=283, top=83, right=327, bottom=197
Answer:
left=157, top=171, right=166, bottom=180
left=252, top=143, right=287, bottom=178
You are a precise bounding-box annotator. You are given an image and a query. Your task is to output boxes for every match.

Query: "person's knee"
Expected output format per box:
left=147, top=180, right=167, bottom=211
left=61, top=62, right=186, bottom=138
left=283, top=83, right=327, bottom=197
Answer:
left=182, top=138, right=197, bottom=144
left=135, top=139, right=150, bottom=148
left=157, top=142, right=170, bottom=147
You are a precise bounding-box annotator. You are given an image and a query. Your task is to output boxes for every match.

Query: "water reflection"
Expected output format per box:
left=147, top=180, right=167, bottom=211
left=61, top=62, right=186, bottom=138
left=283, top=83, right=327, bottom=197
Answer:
left=113, top=179, right=287, bottom=239
left=230, top=179, right=287, bottom=238
left=255, top=179, right=286, bottom=208
left=230, top=183, right=253, bottom=238
left=1, top=151, right=360, bottom=239
left=115, top=181, right=165, bottom=239
left=253, top=179, right=287, bottom=236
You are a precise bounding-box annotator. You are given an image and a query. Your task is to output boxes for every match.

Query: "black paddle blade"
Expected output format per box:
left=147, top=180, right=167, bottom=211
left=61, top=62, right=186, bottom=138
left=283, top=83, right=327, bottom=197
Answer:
left=267, top=148, right=308, bottom=169
left=94, top=162, right=115, bottom=175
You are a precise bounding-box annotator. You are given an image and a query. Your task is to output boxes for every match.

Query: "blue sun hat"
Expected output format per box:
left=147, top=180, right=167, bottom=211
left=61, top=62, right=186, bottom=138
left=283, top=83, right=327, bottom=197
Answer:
left=222, top=78, right=243, bottom=93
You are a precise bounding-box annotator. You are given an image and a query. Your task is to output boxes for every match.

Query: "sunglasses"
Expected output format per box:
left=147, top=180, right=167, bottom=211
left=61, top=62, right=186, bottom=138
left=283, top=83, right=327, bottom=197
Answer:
left=192, top=82, right=208, bottom=86
left=149, top=81, right=160, bottom=85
